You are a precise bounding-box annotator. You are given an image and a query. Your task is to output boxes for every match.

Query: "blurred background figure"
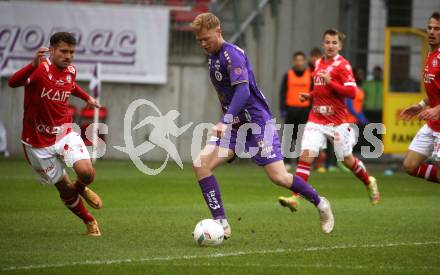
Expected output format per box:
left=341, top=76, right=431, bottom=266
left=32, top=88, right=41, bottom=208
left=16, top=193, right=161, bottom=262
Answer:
left=0, top=120, right=9, bottom=158
left=363, top=66, right=383, bottom=124
left=279, top=51, right=312, bottom=170
left=308, top=47, right=322, bottom=71
left=347, top=68, right=369, bottom=153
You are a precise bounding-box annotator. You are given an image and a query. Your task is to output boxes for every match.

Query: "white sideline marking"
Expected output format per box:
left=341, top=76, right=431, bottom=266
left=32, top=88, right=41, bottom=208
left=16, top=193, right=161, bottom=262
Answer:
left=2, top=241, right=440, bottom=272
left=138, top=262, right=440, bottom=271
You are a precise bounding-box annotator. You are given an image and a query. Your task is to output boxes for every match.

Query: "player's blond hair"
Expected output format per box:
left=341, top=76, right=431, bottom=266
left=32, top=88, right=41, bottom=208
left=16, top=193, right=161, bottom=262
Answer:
left=191, top=13, right=220, bottom=32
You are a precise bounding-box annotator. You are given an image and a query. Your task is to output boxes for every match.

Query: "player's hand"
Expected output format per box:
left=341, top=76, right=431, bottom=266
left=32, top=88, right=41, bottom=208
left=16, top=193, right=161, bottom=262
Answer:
left=399, top=104, right=423, bottom=121
left=87, top=97, right=101, bottom=108
left=418, top=106, right=440, bottom=121
left=299, top=92, right=311, bottom=102
left=211, top=122, right=228, bottom=138
left=317, top=71, right=331, bottom=84
left=32, top=47, right=49, bottom=67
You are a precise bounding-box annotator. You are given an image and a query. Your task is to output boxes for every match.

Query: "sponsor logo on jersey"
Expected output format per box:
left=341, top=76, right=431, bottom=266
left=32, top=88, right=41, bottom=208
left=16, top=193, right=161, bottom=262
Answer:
left=314, top=75, right=327, bottom=86
left=214, top=60, right=221, bottom=70
left=234, top=67, right=242, bottom=75
left=55, top=79, right=65, bottom=86
left=215, top=71, right=222, bottom=81
left=67, top=66, right=76, bottom=74
left=36, top=123, right=64, bottom=135
left=40, top=87, right=71, bottom=102
left=424, top=72, right=435, bottom=84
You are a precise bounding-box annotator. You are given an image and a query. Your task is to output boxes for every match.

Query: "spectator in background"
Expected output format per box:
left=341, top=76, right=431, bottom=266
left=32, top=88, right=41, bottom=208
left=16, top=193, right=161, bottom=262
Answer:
left=0, top=120, right=9, bottom=157
left=279, top=51, right=312, bottom=170
left=347, top=68, right=368, bottom=126
left=309, top=47, right=322, bottom=71
left=363, top=66, right=383, bottom=123
left=347, top=68, right=369, bottom=153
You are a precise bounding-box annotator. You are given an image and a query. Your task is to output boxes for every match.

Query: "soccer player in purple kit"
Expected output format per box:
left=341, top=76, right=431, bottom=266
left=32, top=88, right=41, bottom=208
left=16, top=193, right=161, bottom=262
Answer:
left=191, top=13, right=334, bottom=237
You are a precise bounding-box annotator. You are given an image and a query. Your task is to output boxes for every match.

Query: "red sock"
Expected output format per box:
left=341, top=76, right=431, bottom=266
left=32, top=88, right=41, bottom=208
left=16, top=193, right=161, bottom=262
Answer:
left=295, top=161, right=311, bottom=182
left=293, top=161, right=311, bottom=196
left=61, top=194, right=94, bottom=223
left=315, top=151, right=326, bottom=169
left=351, top=158, right=370, bottom=186
left=410, top=164, right=438, bottom=183
left=74, top=180, right=86, bottom=194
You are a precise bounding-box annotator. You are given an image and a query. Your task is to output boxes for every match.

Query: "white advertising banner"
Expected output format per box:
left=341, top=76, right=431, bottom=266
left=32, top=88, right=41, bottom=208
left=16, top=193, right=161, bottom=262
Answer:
left=0, top=2, right=169, bottom=84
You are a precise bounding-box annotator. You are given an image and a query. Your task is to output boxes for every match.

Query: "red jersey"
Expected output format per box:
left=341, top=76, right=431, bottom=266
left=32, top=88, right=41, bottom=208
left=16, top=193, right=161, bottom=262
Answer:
left=308, top=54, right=357, bottom=125
left=8, top=60, right=90, bottom=148
left=425, top=47, right=440, bottom=131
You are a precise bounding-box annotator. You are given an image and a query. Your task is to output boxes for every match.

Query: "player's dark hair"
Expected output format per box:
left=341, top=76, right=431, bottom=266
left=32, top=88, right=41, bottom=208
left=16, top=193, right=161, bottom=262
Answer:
left=293, top=51, right=306, bottom=59
left=430, top=11, right=440, bottom=21
left=322, top=29, right=346, bottom=42
left=50, top=32, right=77, bottom=47
left=309, top=47, right=321, bottom=57
left=373, top=65, right=382, bottom=72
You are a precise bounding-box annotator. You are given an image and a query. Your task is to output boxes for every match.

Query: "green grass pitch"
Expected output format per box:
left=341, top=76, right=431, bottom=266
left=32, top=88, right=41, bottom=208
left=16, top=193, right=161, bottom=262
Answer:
left=0, top=158, right=439, bottom=274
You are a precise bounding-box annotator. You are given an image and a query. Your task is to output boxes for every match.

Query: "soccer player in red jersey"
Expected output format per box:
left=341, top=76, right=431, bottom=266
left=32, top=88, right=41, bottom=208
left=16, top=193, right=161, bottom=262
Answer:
left=278, top=29, right=380, bottom=211
left=8, top=32, right=103, bottom=236
left=401, top=11, right=440, bottom=184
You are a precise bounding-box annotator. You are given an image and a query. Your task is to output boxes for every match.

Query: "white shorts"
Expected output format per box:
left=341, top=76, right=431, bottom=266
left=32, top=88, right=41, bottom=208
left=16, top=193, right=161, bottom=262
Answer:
left=301, top=122, right=356, bottom=160
left=408, top=124, right=440, bottom=161
left=23, top=132, right=90, bottom=185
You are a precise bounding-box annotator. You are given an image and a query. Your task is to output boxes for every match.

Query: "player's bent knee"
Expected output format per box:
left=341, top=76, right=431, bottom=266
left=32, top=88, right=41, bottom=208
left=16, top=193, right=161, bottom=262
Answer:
left=77, top=166, right=95, bottom=185
left=402, top=158, right=418, bottom=175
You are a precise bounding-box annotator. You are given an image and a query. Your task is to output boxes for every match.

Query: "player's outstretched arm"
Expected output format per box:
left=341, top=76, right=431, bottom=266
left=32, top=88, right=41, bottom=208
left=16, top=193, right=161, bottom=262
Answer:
left=220, top=82, right=250, bottom=124
left=399, top=99, right=428, bottom=121
left=86, top=97, right=101, bottom=109
left=8, top=47, right=49, bottom=88
left=418, top=104, right=440, bottom=120
left=317, top=70, right=356, bottom=99
left=210, top=122, right=228, bottom=138
left=328, top=81, right=356, bottom=99
left=72, top=84, right=101, bottom=108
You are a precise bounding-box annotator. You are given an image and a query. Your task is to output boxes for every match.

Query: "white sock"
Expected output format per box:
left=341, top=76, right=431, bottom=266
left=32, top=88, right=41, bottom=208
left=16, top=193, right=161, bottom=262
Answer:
left=317, top=197, right=328, bottom=211
left=215, top=218, right=229, bottom=227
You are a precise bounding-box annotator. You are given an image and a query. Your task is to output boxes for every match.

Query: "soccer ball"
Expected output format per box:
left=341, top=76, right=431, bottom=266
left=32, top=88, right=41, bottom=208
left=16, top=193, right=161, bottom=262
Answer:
left=193, top=219, right=224, bottom=246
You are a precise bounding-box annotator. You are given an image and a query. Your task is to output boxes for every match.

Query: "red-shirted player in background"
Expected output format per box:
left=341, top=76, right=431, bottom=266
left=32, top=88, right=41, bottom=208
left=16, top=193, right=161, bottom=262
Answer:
left=401, top=11, right=440, bottom=184
left=278, top=29, right=380, bottom=211
left=8, top=32, right=103, bottom=236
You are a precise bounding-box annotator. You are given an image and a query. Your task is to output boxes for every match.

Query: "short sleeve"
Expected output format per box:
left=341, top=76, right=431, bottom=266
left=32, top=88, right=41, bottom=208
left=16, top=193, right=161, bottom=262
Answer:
left=223, top=47, right=249, bottom=86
